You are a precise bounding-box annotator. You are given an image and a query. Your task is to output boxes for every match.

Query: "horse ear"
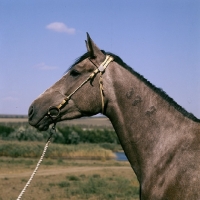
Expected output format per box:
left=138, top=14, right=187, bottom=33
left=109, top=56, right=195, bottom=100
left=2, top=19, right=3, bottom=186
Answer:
left=85, top=40, right=89, bottom=52
left=86, top=33, right=105, bottom=60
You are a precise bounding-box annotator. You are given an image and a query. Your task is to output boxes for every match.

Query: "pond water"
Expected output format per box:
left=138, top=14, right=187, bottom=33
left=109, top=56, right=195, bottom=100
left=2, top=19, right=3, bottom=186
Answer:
left=115, top=152, right=128, bottom=161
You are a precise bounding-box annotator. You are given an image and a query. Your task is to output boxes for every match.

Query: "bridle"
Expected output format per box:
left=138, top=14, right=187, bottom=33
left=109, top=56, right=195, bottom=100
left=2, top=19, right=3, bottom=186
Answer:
left=47, top=55, right=114, bottom=119
left=47, top=55, right=114, bottom=120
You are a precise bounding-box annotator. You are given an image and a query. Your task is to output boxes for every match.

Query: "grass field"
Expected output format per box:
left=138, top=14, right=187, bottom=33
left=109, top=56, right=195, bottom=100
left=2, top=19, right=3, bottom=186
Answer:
left=0, top=140, right=118, bottom=160
left=0, top=117, right=140, bottom=199
left=0, top=158, right=139, bottom=200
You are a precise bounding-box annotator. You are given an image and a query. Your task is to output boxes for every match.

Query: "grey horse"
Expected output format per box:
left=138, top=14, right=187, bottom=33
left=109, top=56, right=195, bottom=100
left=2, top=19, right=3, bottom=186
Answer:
left=29, top=33, right=200, bottom=200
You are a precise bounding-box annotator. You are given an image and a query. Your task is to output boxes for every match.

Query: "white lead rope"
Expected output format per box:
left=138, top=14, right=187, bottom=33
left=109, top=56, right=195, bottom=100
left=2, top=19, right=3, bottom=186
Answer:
left=16, top=126, right=56, bottom=200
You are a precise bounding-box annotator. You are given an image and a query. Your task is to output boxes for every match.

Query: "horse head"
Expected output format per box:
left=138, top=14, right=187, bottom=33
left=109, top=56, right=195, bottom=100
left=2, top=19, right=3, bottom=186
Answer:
left=28, top=33, right=113, bottom=131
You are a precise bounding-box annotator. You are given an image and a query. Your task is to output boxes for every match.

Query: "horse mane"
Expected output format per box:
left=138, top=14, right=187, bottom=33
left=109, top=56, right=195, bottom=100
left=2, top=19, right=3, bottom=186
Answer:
left=70, top=50, right=200, bottom=123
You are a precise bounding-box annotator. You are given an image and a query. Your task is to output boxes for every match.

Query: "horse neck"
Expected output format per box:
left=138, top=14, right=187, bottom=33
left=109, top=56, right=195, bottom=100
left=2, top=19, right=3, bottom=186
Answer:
left=104, top=63, right=197, bottom=182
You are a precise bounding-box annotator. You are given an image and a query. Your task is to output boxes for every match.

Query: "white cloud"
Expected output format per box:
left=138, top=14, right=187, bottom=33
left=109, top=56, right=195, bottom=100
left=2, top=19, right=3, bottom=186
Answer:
left=33, top=62, right=58, bottom=70
left=2, top=96, right=19, bottom=101
left=46, top=22, right=75, bottom=34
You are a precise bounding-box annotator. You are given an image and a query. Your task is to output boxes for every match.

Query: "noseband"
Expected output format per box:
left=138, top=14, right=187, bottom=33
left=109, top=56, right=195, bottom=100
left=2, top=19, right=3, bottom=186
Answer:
left=47, top=55, right=114, bottom=119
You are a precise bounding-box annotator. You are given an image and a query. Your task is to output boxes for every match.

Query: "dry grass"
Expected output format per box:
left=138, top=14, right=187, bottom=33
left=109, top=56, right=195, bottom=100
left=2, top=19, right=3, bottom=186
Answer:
left=0, top=158, right=139, bottom=200
left=0, top=141, right=116, bottom=160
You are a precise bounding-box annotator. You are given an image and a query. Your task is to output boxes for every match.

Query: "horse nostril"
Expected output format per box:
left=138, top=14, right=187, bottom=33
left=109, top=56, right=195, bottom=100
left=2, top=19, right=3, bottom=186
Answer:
left=28, top=105, right=34, bottom=120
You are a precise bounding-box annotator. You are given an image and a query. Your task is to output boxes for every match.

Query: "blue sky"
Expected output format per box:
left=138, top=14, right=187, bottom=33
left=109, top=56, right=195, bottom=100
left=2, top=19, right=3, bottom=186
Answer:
left=0, top=0, right=200, bottom=118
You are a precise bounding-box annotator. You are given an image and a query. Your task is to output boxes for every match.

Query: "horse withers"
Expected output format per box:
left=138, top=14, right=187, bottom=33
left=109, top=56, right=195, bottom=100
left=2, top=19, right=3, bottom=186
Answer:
left=28, top=33, right=200, bottom=200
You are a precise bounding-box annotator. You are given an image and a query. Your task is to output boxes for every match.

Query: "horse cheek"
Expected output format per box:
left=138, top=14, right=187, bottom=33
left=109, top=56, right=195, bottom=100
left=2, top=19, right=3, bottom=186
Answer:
left=74, top=85, right=102, bottom=115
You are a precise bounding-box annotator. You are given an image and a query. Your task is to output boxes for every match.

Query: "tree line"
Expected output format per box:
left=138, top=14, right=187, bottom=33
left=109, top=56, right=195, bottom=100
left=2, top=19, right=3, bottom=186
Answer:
left=0, top=124, right=119, bottom=145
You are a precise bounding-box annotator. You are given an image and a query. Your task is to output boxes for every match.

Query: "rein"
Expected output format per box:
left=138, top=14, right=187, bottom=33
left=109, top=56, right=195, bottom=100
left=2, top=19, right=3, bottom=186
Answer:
left=48, top=55, right=114, bottom=118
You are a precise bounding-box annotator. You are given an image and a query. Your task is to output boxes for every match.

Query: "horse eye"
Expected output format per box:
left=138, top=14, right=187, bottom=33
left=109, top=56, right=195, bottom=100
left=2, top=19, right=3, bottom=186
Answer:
left=70, top=69, right=80, bottom=77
